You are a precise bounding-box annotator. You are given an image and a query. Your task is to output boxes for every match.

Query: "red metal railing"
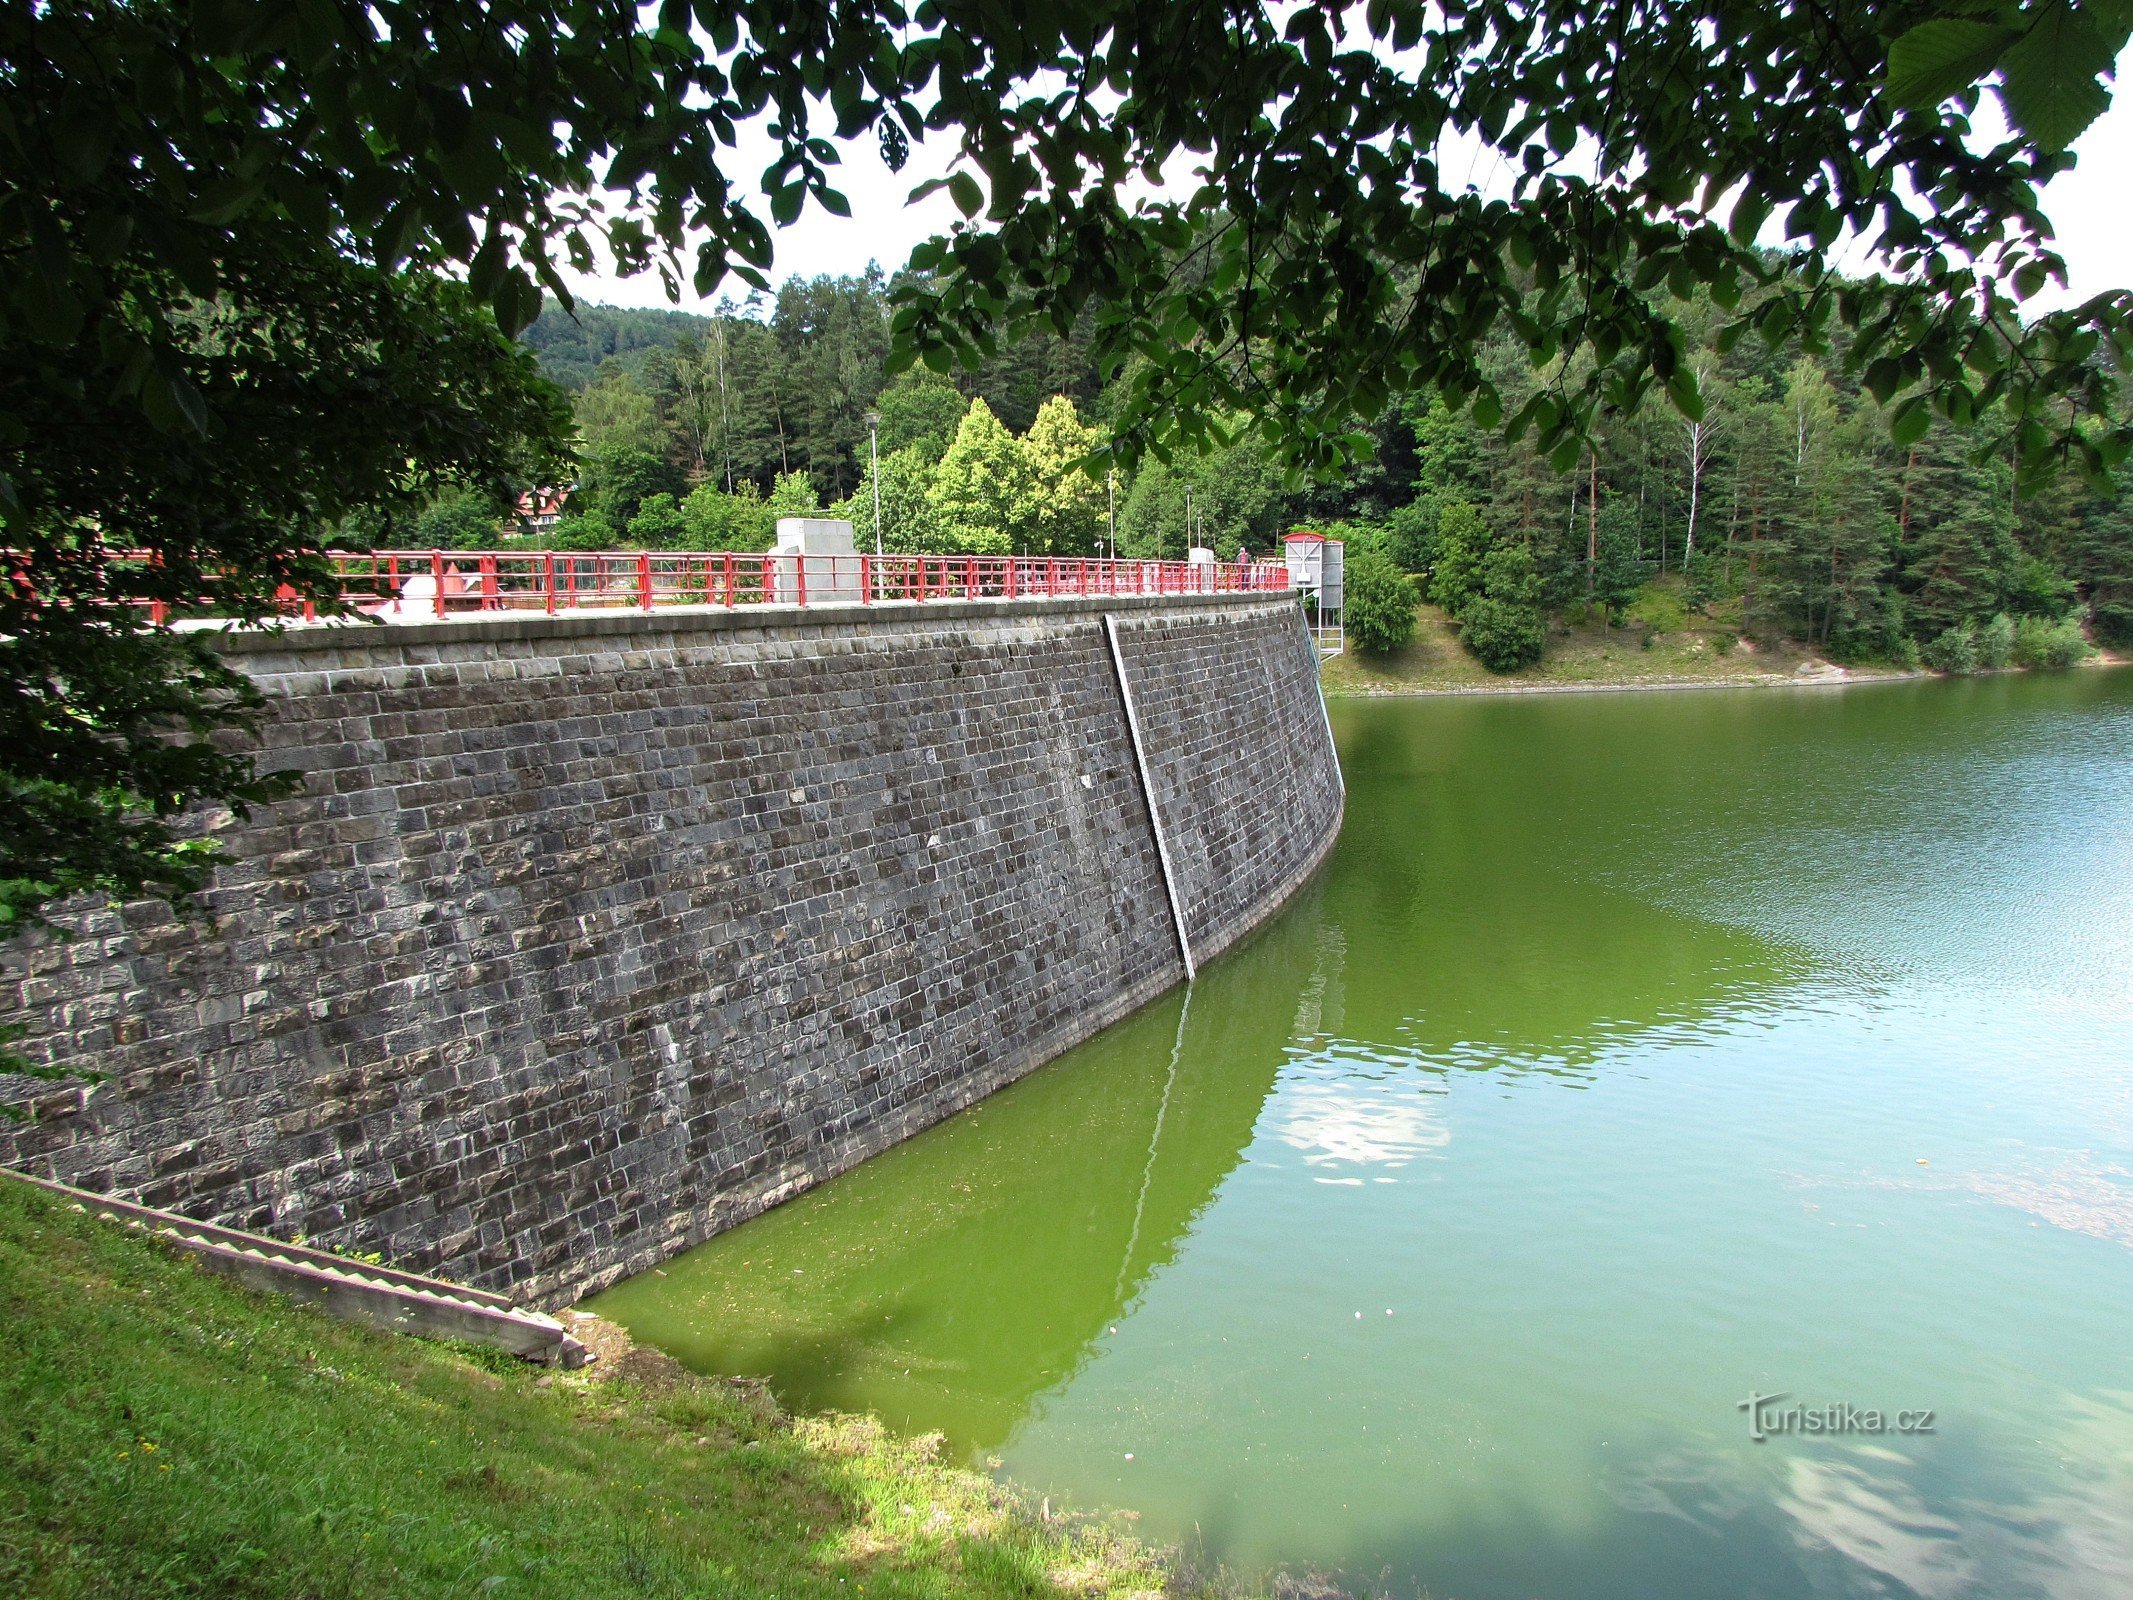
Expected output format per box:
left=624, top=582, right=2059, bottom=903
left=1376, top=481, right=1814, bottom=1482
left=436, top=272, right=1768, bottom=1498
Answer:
left=43, top=548, right=1292, bottom=626
left=296, top=550, right=1293, bottom=622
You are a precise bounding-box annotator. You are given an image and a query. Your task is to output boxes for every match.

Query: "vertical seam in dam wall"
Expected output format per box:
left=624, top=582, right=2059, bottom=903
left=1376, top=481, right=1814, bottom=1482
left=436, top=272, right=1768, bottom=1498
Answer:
left=1108, top=601, right=1347, bottom=968
left=0, top=593, right=1343, bottom=1307
left=1102, top=613, right=1197, bottom=982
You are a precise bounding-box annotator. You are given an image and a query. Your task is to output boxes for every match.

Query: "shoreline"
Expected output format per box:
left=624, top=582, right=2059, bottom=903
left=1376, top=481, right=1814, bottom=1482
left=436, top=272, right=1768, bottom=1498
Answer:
left=1323, top=655, right=2128, bottom=701
left=1325, top=667, right=1918, bottom=699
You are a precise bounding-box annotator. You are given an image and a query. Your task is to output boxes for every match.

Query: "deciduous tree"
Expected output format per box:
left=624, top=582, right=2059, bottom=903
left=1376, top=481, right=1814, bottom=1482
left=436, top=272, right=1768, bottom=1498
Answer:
left=1019, top=397, right=1107, bottom=556
left=925, top=399, right=1027, bottom=554
left=1345, top=548, right=1419, bottom=656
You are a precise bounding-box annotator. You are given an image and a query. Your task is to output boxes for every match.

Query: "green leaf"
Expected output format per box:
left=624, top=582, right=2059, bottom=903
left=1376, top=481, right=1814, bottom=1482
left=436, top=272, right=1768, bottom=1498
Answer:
left=188, top=175, right=267, bottom=226
left=468, top=234, right=507, bottom=300
left=1728, top=190, right=1772, bottom=247
left=947, top=172, right=983, bottom=217
left=143, top=365, right=210, bottom=437
left=1666, top=367, right=1704, bottom=422
left=2000, top=1, right=2114, bottom=152
left=1889, top=395, right=1932, bottom=448
left=1885, top=19, right=2020, bottom=111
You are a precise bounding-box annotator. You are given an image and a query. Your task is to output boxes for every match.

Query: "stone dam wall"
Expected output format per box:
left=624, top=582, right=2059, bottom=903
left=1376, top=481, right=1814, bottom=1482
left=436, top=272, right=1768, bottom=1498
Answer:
left=0, top=592, right=1343, bottom=1306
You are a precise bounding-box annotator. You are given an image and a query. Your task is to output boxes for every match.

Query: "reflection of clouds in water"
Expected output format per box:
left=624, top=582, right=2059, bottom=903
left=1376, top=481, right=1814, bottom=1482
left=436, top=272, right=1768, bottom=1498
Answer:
left=1274, top=1080, right=1449, bottom=1169
left=1984, top=1390, right=2133, bottom=1600
left=1779, top=1448, right=1977, bottom=1599
left=1760, top=1394, right=2133, bottom=1599
left=1605, top=1447, right=1755, bottom=1532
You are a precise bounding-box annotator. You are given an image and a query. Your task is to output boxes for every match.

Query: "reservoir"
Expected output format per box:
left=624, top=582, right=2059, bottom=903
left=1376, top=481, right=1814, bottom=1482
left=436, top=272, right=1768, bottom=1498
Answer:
left=592, top=669, right=2133, bottom=1599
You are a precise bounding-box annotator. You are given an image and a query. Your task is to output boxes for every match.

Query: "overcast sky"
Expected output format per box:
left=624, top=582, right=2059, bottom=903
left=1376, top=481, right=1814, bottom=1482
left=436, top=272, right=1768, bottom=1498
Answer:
left=560, top=84, right=2133, bottom=320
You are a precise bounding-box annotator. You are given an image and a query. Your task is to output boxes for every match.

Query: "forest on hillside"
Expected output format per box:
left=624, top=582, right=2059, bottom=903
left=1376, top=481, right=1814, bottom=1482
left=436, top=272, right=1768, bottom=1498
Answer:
left=415, top=269, right=2133, bottom=675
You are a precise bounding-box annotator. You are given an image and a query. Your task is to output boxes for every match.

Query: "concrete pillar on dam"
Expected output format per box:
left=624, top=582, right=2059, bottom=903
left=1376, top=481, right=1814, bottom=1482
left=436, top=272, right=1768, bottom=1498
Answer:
left=0, top=591, right=1344, bottom=1305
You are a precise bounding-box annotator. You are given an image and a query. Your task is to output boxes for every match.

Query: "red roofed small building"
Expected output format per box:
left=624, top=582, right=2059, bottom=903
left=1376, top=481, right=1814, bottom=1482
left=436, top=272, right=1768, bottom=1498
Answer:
left=513, top=486, right=571, bottom=538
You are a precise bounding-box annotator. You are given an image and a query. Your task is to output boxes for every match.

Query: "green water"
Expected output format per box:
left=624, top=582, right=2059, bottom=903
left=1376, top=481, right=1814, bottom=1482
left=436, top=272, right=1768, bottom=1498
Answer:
left=592, top=670, right=2133, bottom=1599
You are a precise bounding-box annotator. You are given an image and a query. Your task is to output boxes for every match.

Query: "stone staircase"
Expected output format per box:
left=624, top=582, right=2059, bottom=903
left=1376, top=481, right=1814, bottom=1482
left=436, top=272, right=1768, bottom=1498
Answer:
left=4, top=1169, right=590, bottom=1367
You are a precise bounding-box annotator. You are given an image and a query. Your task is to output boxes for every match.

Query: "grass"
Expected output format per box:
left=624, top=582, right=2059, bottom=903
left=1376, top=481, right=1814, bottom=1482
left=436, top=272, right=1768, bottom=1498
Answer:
left=1322, top=581, right=1910, bottom=697
left=0, top=1179, right=1206, bottom=1600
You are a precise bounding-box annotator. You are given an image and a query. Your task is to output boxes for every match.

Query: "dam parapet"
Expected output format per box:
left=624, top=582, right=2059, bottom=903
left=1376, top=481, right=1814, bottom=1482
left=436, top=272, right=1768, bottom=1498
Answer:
left=1, top=589, right=1342, bottom=1305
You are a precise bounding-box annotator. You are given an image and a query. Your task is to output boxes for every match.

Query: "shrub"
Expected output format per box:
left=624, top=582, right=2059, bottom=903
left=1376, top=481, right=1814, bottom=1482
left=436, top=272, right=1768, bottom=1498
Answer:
left=1344, top=547, right=1418, bottom=654
left=627, top=491, right=686, bottom=547
left=1426, top=500, right=1493, bottom=613
left=1976, top=612, right=2015, bottom=670
left=411, top=487, right=505, bottom=550
left=1476, top=542, right=1542, bottom=608
left=1684, top=552, right=1727, bottom=611
left=2012, top=614, right=2093, bottom=670
left=547, top=510, right=617, bottom=551
left=2095, top=586, right=2133, bottom=648
left=1385, top=497, right=1437, bottom=573
left=1829, top=589, right=1909, bottom=666
left=1921, top=620, right=1980, bottom=675
left=2005, top=553, right=2078, bottom=619
left=679, top=481, right=776, bottom=551
left=1460, top=596, right=1547, bottom=672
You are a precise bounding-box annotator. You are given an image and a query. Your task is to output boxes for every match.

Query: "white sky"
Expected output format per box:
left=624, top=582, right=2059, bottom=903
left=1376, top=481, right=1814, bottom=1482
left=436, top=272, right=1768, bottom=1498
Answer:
left=560, top=81, right=2133, bottom=319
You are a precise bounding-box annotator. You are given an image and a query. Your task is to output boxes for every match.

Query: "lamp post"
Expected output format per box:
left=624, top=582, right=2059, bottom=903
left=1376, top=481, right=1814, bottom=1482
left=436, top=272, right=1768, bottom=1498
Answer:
left=863, top=409, right=882, bottom=561
left=1107, top=467, right=1116, bottom=559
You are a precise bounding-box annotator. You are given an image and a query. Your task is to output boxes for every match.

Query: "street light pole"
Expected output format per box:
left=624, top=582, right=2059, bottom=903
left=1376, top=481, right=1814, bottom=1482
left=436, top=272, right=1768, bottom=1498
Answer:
left=863, top=410, right=883, bottom=561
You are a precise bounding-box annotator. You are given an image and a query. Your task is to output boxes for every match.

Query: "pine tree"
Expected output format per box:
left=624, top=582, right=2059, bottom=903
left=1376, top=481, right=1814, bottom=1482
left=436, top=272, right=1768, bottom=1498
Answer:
left=1897, top=424, right=2019, bottom=635
left=875, top=372, right=968, bottom=463
left=2062, top=493, right=2133, bottom=645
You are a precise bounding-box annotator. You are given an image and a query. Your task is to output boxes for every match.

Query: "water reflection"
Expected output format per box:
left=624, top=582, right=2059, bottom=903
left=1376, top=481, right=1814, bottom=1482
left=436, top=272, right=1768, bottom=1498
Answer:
left=1779, top=1448, right=1977, bottom=1600
left=1272, top=1078, right=1451, bottom=1173
left=595, top=792, right=1806, bottom=1455
left=1326, top=697, right=1814, bottom=1074
left=593, top=670, right=2133, bottom=1600
left=590, top=900, right=1309, bottom=1448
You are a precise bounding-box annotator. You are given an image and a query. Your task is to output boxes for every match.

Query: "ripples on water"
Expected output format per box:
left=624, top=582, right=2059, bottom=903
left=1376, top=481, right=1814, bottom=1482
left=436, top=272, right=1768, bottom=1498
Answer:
left=593, top=670, right=2133, bottom=1600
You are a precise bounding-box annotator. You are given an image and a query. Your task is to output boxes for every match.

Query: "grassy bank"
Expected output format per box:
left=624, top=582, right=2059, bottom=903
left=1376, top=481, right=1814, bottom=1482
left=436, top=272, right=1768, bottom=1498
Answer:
left=1323, top=593, right=1919, bottom=697
left=0, top=1179, right=1199, bottom=1600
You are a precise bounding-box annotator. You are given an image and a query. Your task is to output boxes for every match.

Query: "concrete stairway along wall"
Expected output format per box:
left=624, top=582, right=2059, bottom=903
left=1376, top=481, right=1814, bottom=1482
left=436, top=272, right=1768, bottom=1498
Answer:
left=0, top=591, right=1343, bottom=1306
